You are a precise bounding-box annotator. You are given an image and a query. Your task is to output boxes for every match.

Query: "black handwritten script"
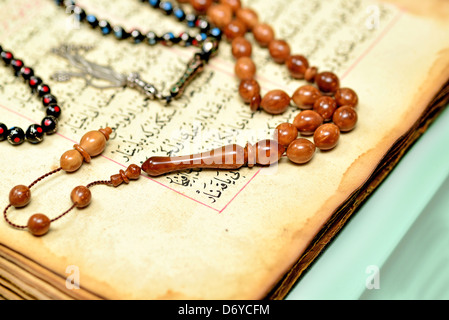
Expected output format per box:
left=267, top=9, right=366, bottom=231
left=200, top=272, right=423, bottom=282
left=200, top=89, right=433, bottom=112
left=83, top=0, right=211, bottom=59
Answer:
left=0, top=0, right=396, bottom=208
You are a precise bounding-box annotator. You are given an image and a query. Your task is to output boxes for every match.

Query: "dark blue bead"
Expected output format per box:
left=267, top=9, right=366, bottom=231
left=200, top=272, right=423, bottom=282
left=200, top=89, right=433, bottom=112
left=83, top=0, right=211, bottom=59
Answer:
left=146, top=31, right=159, bottom=45
left=186, top=14, right=197, bottom=28
left=149, top=0, right=160, bottom=8
left=210, top=27, right=222, bottom=39
left=173, top=7, right=185, bottom=21
left=54, top=0, right=64, bottom=6
left=86, top=14, right=98, bottom=27
left=161, top=32, right=175, bottom=46
left=113, top=26, right=129, bottom=40
left=160, top=1, right=173, bottom=15
left=130, top=29, right=145, bottom=44
left=99, top=20, right=112, bottom=35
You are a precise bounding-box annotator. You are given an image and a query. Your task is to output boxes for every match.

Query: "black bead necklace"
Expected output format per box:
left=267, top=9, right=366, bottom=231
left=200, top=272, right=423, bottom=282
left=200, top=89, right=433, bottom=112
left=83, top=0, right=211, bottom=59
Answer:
left=54, top=0, right=222, bottom=104
left=0, top=45, right=60, bottom=146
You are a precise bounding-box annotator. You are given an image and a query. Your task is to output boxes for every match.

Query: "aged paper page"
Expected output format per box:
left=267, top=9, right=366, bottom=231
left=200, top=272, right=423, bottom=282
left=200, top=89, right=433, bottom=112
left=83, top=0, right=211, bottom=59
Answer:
left=1, top=0, right=449, bottom=299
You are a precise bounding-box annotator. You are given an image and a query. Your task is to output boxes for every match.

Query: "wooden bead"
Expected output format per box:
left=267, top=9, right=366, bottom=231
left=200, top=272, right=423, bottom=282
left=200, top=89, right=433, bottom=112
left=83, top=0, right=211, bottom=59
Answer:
left=254, top=139, right=285, bottom=165
left=70, top=186, right=92, bottom=208
left=292, top=110, right=323, bottom=135
left=238, top=79, right=260, bottom=103
left=27, top=213, right=51, bottom=236
left=304, top=66, right=318, bottom=82
left=207, top=4, right=233, bottom=29
left=110, top=164, right=142, bottom=187
left=219, top=0, right=241, bottom=13
left=9, top=185, right=31, bottom=208
left=292, top=85, right=321, bottom=109
left=231, top=36, right=252, bottom=59
left=252, top=23, right=275, bottom=47
left=223, top=19, right=247, bottom=41
left=313, top=96, right=337, bottom=121
left=268, top=39, right=290, bottom=64
left=190, top=0, right=213, bottom=13
left=260, top=90, right=291, bottom=114
left=333, top=106, right=358, bottom=132
left=313, top=123, right=340, bottom=150
left=286, top=138, right=316, bottom=164
left=79, top=130, right=108, bottom=157
left=60, top=149, right=84, bottom=172
left=250, top=93, right=261, bottom=111
left=236, top=8, right=258, bottom=29
left=335, top=87, right=358, bottom=108
left=286, top=55, right=309, bottom=79
left=274, top=123, right=298, bottom=147
left=315, top=71, right=339, bottom=93
left=234, top=56, right=256, bottom=80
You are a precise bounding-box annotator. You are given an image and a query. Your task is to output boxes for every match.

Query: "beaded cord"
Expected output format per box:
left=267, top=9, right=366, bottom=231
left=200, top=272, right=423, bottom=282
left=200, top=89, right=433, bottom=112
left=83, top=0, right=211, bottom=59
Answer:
left=2, top=126, right=143, bottom=236
left=156, top=0, right=360, bottom=115
left=0, top=45, right=61, bottom=146
left=54, top=0, right=222, bottom=103
left=3, top=164, right=140, bottom=236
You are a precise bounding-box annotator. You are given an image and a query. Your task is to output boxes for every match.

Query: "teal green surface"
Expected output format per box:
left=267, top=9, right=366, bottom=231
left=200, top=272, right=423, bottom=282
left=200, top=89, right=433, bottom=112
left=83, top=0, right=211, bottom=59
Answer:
left=286, top=104, right=449, bottom=300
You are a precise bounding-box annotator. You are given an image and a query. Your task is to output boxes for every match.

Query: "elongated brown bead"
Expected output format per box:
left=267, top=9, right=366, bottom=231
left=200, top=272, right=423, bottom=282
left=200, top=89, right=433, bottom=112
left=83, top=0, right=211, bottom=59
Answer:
left=235, top=56, right=256, bottom=80
left=333, top=106, right=358, bottom=132
left=190, top=0, right=213, bottom=13
left=252, top=23, right=274, bottom=47
left=292, top=85, right=321, bottom=109
left=292, top=110, right=323, bottom=135
left=286, top=138, right=316, bottom=164
left=235, top=7, right=258, bottom=29
left=268, top=39, right=290, bottom=64
left=207, top=4, right=233, bottom=29
left=313, top=123, right=340, bottom=150
left=142, top=144, right=246, bottom=176
left=274, top=123, right=298, bottom=147
left=315, top=71, right=339, bottom=94
left=286, top=54, right=309, bottom=79
left=231, top=36, right=252, bottom=59
left=220, top=0, right=241, bottom=13
left=224, top=19, right=247, bottom=41
left=238, top=79, right=260, bottom=103
left=335, top=87, right=358, bottom=108
left=260, top=90, right=290, bottom=114
left=313, top=96, right=337, bottom=121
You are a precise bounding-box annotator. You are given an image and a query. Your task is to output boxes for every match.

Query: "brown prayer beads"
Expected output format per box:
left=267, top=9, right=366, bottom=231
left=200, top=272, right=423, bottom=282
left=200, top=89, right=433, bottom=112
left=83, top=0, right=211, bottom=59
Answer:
left=2, top=127, right=141, bottom=237
left=196, top=0, right=360, bottom=117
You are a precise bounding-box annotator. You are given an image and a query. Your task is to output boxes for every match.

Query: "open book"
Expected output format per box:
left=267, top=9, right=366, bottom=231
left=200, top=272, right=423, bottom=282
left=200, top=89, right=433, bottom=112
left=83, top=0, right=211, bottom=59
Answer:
left=0, top=0, right=448, bottom=299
